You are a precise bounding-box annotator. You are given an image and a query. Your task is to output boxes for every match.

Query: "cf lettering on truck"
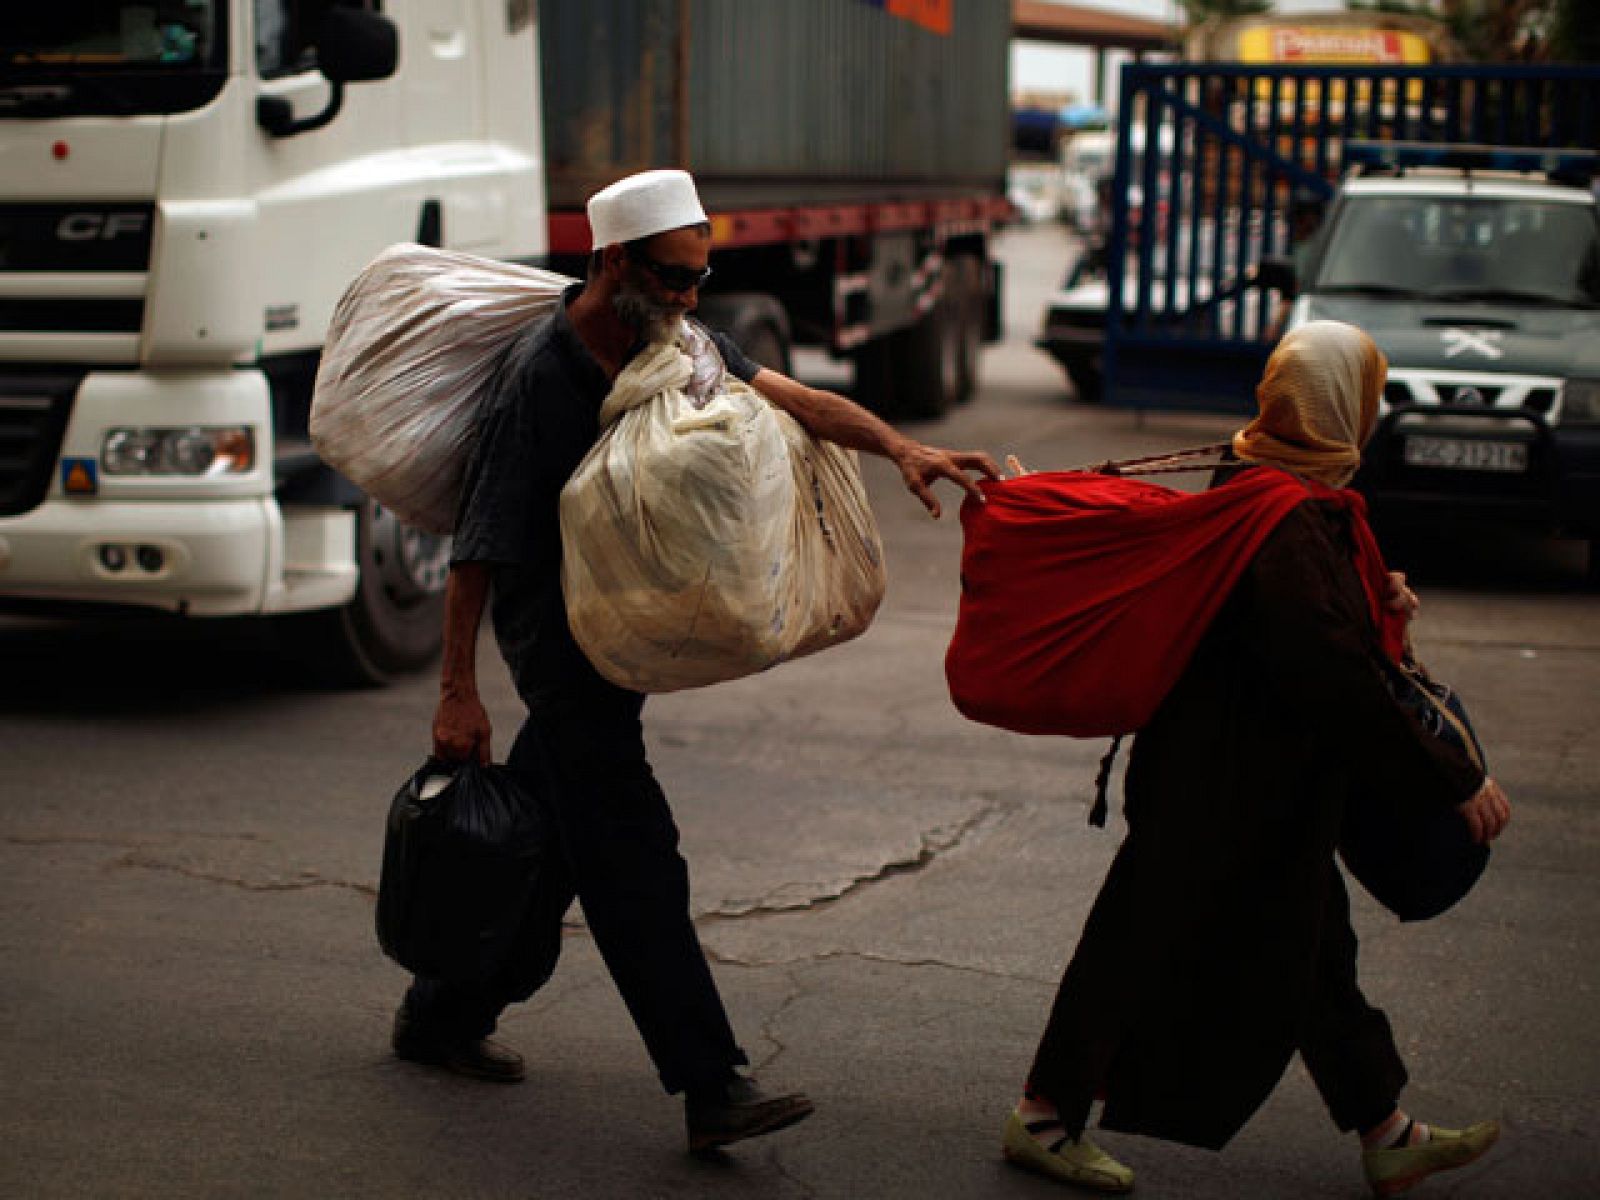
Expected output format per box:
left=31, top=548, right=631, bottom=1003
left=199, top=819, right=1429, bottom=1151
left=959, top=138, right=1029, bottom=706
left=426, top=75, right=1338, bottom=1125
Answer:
left=0, top=2, right=1008, bottom=682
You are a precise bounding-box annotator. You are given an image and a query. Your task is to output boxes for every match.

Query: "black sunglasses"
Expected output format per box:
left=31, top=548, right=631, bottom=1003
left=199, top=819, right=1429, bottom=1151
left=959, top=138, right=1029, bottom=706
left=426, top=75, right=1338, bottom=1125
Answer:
left=626, top=246, right=713, bottom=292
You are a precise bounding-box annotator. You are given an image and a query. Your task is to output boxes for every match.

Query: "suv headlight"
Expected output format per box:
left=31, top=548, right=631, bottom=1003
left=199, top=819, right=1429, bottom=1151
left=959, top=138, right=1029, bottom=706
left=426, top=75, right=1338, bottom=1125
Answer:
left=1560, top=380, right=1600, bottom=426
left=103, top=426, right=255, bottom=476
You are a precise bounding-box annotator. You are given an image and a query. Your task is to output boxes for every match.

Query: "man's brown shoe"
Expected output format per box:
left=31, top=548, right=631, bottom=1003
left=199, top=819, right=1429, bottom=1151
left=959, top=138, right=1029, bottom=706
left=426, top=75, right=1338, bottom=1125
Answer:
left=685, top=1071, right=814, bottom=1155
left=392, top=1007, right=525, bottom=1083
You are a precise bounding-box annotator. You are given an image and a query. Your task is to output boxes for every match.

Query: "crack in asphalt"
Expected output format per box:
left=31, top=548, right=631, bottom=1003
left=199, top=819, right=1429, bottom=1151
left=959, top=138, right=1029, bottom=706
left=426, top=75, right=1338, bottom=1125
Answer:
left=704, top=945, right=1054, bottom=988
left=12, top=798, right=1014, bottom=965
left=694, top=798, right=1006, bottom=924
left=769, top=1148, right=820, bottom=1200
left=3, top=831, right=265, bottom=848
left=2, top=832, right=377, bottom=898
left=751, top=968, right=806, bottom=1074
left=112, top=850, right=377, bottom=898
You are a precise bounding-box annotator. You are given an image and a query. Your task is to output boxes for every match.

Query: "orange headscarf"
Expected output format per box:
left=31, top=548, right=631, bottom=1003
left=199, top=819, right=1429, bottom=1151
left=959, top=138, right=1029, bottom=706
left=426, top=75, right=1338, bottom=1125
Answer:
left=1233, top=321, right=1387, bottom=487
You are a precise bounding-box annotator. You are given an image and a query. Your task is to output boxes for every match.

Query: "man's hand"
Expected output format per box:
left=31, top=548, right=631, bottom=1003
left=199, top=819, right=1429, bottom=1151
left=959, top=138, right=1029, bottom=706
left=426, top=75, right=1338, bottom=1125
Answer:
left=1384, top=570, right=1420, bottom=621
left=889, top=438, right=1003, bottom=518
left=433, top=687, right=492, bottom=765
left=1460, top=776, right=1510, bottom=845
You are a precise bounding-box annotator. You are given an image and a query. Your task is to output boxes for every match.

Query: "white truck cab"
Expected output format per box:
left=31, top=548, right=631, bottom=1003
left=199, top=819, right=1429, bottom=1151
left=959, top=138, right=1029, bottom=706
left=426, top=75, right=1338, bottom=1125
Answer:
left=0, top=1, right=543, bottom=679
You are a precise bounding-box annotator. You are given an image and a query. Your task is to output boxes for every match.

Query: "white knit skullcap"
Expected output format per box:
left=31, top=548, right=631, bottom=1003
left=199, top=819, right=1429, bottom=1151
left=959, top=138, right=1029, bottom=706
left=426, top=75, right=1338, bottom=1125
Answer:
left=587, top=170, right=709, bottom=249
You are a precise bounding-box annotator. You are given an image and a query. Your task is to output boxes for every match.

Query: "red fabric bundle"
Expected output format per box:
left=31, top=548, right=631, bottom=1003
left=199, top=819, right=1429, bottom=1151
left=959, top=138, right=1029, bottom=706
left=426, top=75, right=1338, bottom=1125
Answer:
left=945, top=466, right=1405, bottom=737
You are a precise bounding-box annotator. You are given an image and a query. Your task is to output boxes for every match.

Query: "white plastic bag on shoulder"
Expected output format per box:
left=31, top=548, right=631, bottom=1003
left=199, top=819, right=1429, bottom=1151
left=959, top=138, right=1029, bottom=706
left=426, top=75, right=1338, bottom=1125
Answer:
left=311, top=244, right=575, bottom=533
left=560, top=320, right=887, bottom=693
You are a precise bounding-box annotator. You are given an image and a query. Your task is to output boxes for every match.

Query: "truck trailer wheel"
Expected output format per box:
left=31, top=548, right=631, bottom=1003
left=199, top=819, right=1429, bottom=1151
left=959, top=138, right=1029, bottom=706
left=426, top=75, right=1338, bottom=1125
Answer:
left=288, top=499, right=449, bottom=686
left=854, top=304, right=958, bottom=420
left=738, top=321, right=791, bottom=376
left=898, top=294, right=961, bottom=419
left=695, top=292, right=792, bottom=377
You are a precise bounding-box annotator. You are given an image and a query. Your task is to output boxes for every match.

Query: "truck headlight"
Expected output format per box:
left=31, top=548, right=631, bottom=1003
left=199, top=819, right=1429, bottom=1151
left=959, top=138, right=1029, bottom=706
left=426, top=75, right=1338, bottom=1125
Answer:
left=1560, top=380, right=1600, bottom=426
left=103, top=427, right=255, bottom=476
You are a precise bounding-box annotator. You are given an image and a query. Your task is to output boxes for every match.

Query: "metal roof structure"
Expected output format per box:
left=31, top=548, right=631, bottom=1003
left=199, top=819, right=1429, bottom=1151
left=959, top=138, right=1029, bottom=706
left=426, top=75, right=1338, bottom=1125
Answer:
left=1013, top=0, right=1177, bottom=53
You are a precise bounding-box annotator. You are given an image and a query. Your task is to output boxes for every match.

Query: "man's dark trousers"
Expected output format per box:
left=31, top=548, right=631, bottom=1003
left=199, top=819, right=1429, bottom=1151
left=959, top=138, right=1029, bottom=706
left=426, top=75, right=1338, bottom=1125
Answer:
left=404, top=691, right=748, bottom=1094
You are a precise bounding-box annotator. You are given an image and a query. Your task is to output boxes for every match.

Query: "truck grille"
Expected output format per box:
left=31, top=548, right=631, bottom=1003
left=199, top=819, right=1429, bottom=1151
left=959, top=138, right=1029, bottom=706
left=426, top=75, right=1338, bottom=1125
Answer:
left=0, top=203, right=153, bottom=353
left=0, top=204, right=155, bottom=271
left=1435, top=383, right=1502, bottom=407
left=0, top=297, right=143, bottom=333
left=0, top=372, right=78, bottom=517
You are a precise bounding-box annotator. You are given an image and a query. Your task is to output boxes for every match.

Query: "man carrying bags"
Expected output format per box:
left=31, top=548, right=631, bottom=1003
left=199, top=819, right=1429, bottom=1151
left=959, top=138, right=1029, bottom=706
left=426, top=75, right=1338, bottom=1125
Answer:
left=393, top=169, right=999, bottom=1155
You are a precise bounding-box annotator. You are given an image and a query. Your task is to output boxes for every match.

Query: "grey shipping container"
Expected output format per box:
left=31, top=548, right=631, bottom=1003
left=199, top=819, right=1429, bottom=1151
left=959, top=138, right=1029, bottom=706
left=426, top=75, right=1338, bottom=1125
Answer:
left=537, top=0, right=1012, bottom=210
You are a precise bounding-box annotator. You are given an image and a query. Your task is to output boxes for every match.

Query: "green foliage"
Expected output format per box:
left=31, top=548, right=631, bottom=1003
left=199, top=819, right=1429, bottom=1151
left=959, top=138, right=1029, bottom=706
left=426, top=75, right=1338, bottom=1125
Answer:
left=1345, top=0, right=1438, bottom=15
left=1178, top=0, right=1272, bottom=21
left=1184, top=0, right=1594, bottom=62
left=1548, top=0, right=1600, bottom=61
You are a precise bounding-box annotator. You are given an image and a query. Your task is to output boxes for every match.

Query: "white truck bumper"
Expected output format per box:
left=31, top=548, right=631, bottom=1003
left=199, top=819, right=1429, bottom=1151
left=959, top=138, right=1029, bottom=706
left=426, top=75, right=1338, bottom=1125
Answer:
left=0, top=497, right=360, bottom=617
left=0, top=497, right=277, bottom=615
left=0, top=367, right=360, bottom=617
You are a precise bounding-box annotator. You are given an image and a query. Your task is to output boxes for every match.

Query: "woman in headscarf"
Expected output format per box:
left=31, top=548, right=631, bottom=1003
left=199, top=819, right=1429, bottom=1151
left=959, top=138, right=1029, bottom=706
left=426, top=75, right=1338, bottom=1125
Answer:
left=1002, top=322, right=1511, bottom=1197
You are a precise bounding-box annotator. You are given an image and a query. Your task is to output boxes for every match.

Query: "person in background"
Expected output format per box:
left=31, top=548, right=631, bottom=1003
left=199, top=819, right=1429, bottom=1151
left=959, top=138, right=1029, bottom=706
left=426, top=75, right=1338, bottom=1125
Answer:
left=393, top=168, right=1001, bottom=1156
left=1002, top=321, right=1509, bottom=1197
left=1266, top=188, right=1329, bottom=340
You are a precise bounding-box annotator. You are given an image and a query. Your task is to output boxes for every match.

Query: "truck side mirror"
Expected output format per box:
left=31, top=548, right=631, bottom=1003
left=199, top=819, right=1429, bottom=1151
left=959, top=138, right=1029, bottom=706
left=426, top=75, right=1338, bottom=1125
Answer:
left=258, top=8, right=399, bottom=138
left=317, top=7, right=400, bottom=84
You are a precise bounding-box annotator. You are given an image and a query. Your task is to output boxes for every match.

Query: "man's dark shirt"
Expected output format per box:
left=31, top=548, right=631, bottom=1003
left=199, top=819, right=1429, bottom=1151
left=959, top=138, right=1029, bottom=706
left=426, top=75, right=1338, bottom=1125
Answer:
left=452, top=283, right=760, bottom=713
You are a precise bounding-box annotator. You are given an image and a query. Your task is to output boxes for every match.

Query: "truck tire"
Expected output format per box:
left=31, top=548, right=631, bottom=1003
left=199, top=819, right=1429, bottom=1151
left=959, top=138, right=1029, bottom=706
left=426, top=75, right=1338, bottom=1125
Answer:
left=695, top=292, right=791, bottom=376
left=897, top=295, right=960, bottom=419
left=287, top=499, right=449, bottom=686
left=854, top=304, right=958, bottom=421
left=851, top=333, right=897, bottom=413
left=738, top=321, right=791, bottom=376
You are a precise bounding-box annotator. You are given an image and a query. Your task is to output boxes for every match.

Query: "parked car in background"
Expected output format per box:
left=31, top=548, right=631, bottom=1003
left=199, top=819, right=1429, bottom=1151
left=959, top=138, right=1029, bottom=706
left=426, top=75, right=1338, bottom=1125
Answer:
left=1274, top=143, right=1600, bottom=570
left=1058, top=129, right=1114, bottom=232
left=1038, top=213, right=1236, bottom=403
left=1008, top=162, right=1066, bottom=225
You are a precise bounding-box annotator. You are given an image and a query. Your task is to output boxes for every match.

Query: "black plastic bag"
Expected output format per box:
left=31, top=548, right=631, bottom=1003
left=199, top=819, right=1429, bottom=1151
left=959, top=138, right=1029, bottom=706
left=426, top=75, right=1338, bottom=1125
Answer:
left=1340, top=660, right=1490, bottom=922
left=376, top=759, right=549, bottom=982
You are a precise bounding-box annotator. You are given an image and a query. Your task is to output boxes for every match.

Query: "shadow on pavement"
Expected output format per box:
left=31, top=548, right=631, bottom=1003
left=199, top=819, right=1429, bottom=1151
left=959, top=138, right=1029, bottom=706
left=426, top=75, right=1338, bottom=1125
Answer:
left=1375, top=518, right=1593, bottom=595
left=0, top=609, right=345, bottom=715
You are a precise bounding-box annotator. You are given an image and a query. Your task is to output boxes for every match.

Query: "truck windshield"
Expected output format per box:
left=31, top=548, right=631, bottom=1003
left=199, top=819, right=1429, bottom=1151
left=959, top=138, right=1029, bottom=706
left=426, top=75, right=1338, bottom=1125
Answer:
left=1315, top=193, right=1600, bottom=308
left=0, top=4, right=225, bottom=116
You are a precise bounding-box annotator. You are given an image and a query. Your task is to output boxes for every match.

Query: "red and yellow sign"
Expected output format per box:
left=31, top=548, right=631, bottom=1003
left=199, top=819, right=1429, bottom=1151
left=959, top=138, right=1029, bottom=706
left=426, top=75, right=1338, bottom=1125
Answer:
left=1241, top=26, right=1431, bottom=66
left=1238, top=25, right=1432, bottom=107
left=860, top=0, right=952, bottom=36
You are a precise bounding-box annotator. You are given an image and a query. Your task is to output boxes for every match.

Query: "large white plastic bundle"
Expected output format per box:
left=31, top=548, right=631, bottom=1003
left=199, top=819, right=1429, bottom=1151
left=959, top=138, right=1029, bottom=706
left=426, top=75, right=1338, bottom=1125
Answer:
left=311, top=244, right=574, bottom=533
left=561, top=321, right=887, bottom=693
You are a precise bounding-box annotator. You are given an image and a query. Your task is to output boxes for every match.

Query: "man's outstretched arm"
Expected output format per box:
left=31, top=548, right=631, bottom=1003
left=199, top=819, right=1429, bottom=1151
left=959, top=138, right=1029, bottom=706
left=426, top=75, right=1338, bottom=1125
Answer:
left=748, top=367, right=1001, bottom=518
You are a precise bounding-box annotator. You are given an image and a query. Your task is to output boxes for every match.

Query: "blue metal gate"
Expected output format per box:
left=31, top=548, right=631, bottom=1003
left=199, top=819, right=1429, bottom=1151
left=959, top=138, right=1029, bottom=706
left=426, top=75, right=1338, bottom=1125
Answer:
left=1103, top=64, right=1600, bottom=413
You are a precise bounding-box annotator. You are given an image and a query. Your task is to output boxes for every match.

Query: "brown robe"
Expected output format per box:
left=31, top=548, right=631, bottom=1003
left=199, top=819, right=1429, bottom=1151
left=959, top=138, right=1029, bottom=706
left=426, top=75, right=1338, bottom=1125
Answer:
left=1027, top=496, right=1485, bottom=1150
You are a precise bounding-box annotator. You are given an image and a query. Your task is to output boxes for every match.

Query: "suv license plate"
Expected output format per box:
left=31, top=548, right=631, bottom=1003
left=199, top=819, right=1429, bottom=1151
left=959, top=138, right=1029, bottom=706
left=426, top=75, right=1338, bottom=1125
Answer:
left=1403, top=436, right=1528, bottom=473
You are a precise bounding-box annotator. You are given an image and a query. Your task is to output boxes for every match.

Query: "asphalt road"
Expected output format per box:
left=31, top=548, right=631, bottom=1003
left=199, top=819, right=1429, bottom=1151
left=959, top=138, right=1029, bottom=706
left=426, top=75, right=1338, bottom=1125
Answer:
left=3, top=222, right=1597, bottom=1199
